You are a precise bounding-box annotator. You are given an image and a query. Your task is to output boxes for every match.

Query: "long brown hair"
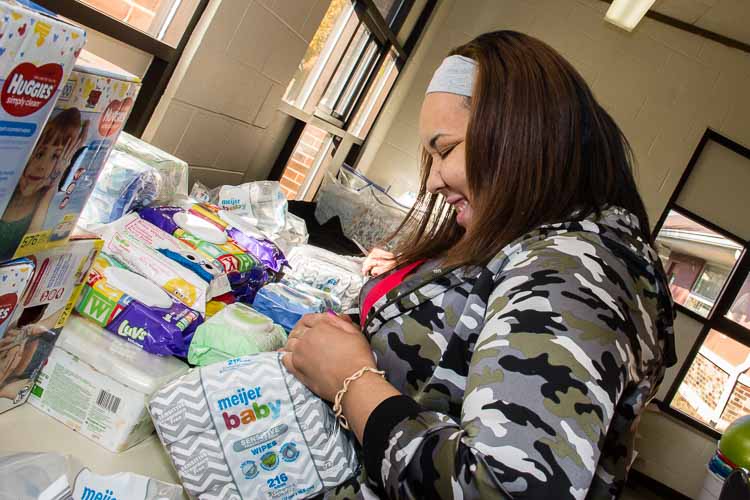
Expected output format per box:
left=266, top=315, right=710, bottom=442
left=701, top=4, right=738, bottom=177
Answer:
left=390, top=31, right=651, bottom=268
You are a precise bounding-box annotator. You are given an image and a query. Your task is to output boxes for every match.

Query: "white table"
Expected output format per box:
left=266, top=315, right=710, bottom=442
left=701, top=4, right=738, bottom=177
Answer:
left=1, top=404, right=181, bottom=485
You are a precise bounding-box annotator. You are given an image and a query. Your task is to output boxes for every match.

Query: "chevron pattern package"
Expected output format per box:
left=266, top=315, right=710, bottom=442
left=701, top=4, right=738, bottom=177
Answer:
left=148, top=353, right=359, bottom=499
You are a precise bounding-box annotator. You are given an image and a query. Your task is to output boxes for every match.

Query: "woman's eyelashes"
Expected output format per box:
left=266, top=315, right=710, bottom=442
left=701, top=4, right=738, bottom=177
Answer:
left=437, top=143, right=458, bottom=160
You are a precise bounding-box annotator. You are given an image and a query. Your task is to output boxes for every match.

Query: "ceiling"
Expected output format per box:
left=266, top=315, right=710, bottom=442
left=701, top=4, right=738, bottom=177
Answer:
left=651, top=0, right=750, bottom=47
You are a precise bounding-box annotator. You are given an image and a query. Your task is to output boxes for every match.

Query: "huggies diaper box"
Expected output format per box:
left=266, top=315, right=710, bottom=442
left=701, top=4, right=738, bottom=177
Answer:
left=29, top=314, right=189, bottom=453
left=6, top=50, right=141, bottom=260
left=0, top=1, right=86, bottom=261
left=0, top=232, right=102, bottom=414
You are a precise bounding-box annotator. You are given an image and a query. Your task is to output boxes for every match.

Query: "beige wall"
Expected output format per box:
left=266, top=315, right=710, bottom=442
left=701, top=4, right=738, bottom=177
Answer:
left=359, top=0, right=750, bottom=224
left=143, top=0, right=331, bottom=187
left=358, top=0, right=750, bottom=496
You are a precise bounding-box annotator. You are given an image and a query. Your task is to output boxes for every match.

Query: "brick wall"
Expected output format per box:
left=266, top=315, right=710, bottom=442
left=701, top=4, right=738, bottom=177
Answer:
left=721, top=381, right=750, bottom=425
left=279, top=125, right=329, bottom=199
left=680, top=353, right=729, bottom=412
left=83, top=0, right=159, bottom=33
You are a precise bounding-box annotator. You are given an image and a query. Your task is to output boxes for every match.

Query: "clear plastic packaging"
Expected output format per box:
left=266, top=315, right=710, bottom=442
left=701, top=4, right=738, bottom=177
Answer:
left=0, top=452, right=74, bottom=500
left=286, top=245, right=365, bottom=311
left=315, top=169, right=409, bottom=251
left=149, top=352, right=359, bottom=500
left=251, top=282, right=328, bottom=332
left=79, top=149, right=161, bottom=228
left=114, top=132, right=190, bottom=204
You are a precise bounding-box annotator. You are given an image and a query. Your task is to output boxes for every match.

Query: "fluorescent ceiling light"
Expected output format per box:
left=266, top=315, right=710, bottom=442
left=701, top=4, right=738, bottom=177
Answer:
left=604, top=0, right=656, bottom=31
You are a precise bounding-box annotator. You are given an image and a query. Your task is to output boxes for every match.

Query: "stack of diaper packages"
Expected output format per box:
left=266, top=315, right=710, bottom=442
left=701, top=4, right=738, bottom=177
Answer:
left=286, top=245, right=365, bottom=311
left=187, top=303, right=286, bottom=366
left=75, top=254, right=202, bottom=357
left=148, top=352, right=359, bottom=500
left=139, top=206, right=272, bottom=303
left=29, top=315, right=189, bottom=452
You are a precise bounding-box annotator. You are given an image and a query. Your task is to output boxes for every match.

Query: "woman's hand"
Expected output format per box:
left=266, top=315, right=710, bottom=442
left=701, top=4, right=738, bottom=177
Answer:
left=362, top=248, right=396, bottom=277
left=281, top=313, right=376, bottom=402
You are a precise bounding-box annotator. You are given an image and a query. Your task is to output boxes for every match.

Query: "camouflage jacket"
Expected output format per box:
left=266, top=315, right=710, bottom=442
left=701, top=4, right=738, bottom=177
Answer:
left=326, top=207, right=675, bottom=500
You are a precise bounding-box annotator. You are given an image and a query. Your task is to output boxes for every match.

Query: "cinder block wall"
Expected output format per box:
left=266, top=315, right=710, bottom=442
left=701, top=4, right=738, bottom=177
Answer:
left=359, top=0, right=750, bottom=225
left=143, top=0, right=331, bottom=188
left=356, top=0, right=750, bottom=496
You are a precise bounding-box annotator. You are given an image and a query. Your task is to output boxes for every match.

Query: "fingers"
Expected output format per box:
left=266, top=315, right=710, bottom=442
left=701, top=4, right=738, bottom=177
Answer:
left=281, top=351, right=296, bottom=375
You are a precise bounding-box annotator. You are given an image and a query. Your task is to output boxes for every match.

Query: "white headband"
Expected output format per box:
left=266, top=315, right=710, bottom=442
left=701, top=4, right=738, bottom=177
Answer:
left=426, top=55, right=477, bottom=97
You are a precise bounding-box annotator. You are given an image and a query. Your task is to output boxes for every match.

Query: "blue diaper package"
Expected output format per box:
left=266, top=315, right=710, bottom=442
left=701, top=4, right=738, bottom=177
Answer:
left=252, top=283, right=327, bottom=332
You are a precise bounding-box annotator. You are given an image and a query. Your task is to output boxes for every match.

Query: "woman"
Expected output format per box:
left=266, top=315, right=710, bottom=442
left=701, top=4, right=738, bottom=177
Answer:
left=282, top=31, right=676, bottom=499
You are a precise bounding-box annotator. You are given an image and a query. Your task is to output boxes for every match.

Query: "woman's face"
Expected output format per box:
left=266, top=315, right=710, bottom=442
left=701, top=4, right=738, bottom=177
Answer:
left=419, top=92, right=472, bottom=227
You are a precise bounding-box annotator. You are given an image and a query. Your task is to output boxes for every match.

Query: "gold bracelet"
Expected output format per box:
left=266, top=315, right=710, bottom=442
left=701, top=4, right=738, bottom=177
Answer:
left=333, top=366, right=386, bottom=430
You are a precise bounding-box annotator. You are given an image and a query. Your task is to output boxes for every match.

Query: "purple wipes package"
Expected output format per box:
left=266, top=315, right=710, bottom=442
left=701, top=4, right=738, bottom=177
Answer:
left=226, top=227, right=288, bottom=273
left=75, top=254, right=202, bottom=357
left=138, top=206, right=183, bottom=235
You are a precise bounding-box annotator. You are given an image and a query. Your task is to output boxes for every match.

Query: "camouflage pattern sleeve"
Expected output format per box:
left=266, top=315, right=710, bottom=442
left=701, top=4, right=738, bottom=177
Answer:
left=364, top=237, right=643, bottom=499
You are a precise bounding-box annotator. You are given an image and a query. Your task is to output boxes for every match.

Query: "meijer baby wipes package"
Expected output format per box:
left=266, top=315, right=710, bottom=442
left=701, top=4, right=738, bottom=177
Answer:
left=0, top=1, right=86, bottom=241
left=149, top=352, right=359, bottom=499
left=29, top=315, right=189, bottom=452
left=9, top=50, right=141, bottom=259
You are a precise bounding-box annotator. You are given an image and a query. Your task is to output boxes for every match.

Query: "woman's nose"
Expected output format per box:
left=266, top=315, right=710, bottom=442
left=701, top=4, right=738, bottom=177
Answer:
left=426, top=161, right=445, bottom=194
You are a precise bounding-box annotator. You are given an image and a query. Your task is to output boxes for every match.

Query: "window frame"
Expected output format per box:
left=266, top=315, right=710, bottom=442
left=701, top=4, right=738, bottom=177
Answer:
left=653, top=129, right=750, bottom=440
left=34, top=0, right=208, bottom=137
left=270, top=0, right=437, bottom=197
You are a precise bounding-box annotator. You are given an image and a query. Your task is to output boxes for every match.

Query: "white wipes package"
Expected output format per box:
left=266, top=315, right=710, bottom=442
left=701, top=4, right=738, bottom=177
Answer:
left=74, top=468, right=183, bottom=500
left=148, top=353, right=359, bottom=500
left=286, top=245, right=365, bottom=311
left=29, top=315, right=189, bottom=453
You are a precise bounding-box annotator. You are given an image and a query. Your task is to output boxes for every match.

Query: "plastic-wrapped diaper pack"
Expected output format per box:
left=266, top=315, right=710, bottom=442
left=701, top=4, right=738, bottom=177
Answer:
left=148, top=353, right=359, bottom=500
left=192, top=181, right=288, bottom=235
left=29, top=315, right=189, bottom=452
left=114, top=132, right=190, bottom=204
left=282, top=278, right=341, bottom=313
left=75, top=254, right=202, bottom=357
left=79, top=149, right=161, bottom=227
left=252, top=283, right=328, bottom=333
left=188, top=303, right=286, bottom=366
left=74, top=469, right=183, bottom=500
left=286, top=245, right=365, bottom=311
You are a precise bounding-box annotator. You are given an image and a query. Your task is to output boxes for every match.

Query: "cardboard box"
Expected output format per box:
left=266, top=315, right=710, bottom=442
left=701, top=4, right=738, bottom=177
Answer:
left=0, top=1, right=86, bottom=261
left=0, top=232, right=102, bottom=413
left=6, top=50, right=141, bottom=259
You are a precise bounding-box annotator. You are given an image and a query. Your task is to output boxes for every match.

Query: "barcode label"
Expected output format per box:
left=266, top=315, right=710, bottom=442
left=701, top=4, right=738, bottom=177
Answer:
left=96, top=390, right=121, bottom=413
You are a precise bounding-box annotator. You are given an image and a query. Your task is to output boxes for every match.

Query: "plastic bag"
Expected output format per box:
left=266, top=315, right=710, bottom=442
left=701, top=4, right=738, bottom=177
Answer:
left=79, top=149, right=162, bottom=228
left=0, top=452, right=74, bottom=500
left=114, top=132, right=190, bottom=204
left=315, top=169, right=409, bottom=251
left=149, top=352, right=359, bottom=499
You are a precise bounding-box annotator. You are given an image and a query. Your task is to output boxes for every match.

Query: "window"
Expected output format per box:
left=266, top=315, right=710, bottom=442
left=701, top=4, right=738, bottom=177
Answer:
left=657, top=130, right=750, bottom=438
left=35, top=0, right=207, bottom=136
left=655, top=210, right=742, bottom=318
left=76, top=0, right=197, bottom=45
left=273, top=0, right=436, bottom=200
